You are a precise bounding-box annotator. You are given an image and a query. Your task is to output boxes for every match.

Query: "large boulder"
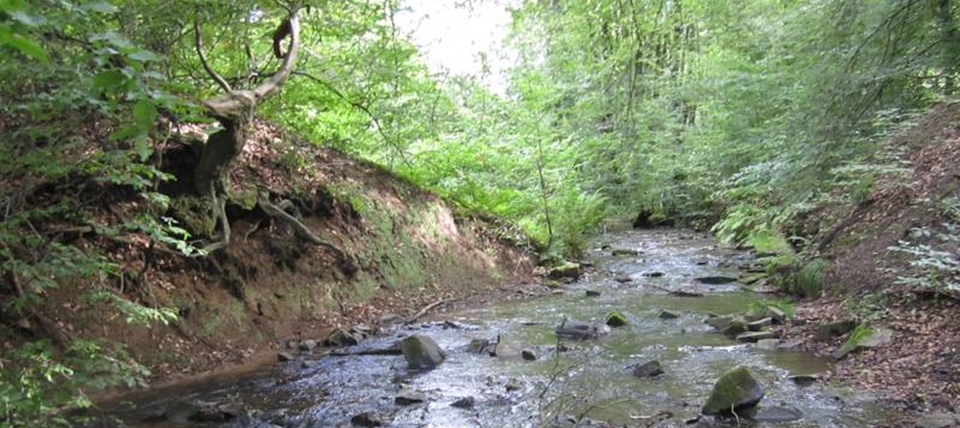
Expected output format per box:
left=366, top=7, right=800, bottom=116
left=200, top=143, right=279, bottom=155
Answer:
left=556, top=319, right=611, bottom=340
left=702, top=366, right=765, bottom=416
left=400, top=335, right=445, bottom=369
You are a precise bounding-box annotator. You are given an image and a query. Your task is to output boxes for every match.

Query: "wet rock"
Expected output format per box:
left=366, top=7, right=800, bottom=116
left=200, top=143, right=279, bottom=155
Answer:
left=467, top=338, right=491, bottom=354
left=702, top=366, right=765, bottom=416
left=789, top=374, right=821, bottom=387
left=747, top=317, right=773, bottom=331
left=548, top=262, right=582, bottom=280
left=298, top=339, right=317, bottom=352
left=723, top=320, right=749, bottom=337
left=443, top=320, right=479, bottom=330
left=277, top=352, right=296, bottom=362
left=739, top=273, right=767, bottom=285
left=585, top=289, right=602, bottom=297
left=324, top=328, right=361, bottom=347
left=556, top=319, right=611, bottom=340
left=631, top=360, right=665, bottom=378
left=165, top=400, right=240, bottom=424
left=752, top=406, right=803, bottom=422
left=695, top=276, right=738, bottom=285
left=765, top=307, right=787, bottom=324
left=695, top=260, right=709, bottom=266
left=833, top=327, right=894, bottom=360
left=451, top=396, right=476, bottom=409
left=815, top=319, right=857, bottom=341
left=756, top=339, right=780, bottom=350
left=164, top=400, right=202, bottom=424
left=614, top=275, right=632, bottom=283
left=659, top=310, right=680, bottom=319
left=611, top=248, right=641, bottom=256
left=736, top=331, right=777, bottom=343
left=505, top=378, right=523, bottom=391
left=706, top=315, right=736, bottom=330
left=395, top=388, right=426, bottom=405
left=400, top=335, right=445, bottom=369
left=605, top=311, right=629, bottom=327
left=351, top=411, right=385, bottom=427
left=643, top=271, right=665, bottom=278
left=521, top=349, right=538, bottom=361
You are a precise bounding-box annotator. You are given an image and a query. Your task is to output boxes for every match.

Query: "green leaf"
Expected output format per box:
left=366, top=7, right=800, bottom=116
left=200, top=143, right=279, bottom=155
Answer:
left=2, top=33, right=48, bottom=62
left=92, top=69, right=127, bottom=91
left=127, top=49, right=161, bottom=63
left=132, top=99, right=157, bottom=129
left=81, top=1, right=118, bottom=13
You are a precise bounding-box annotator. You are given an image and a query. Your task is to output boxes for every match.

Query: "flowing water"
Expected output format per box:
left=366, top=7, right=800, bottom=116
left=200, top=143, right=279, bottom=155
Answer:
left=104, top=229, right=891, bottom=428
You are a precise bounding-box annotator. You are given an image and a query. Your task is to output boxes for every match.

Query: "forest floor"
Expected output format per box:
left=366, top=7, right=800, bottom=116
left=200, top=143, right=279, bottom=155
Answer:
left=780, top=102, right=960, bottom=413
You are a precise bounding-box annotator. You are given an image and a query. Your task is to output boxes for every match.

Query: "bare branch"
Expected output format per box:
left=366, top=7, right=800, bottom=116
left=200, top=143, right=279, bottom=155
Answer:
left=194, top=19, right=232, bottom=93
left=253, top=8, right=302, bottom=100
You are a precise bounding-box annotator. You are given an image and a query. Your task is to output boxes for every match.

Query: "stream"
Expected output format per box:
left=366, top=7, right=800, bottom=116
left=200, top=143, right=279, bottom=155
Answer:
left=102, top=229, right=892, bottom=428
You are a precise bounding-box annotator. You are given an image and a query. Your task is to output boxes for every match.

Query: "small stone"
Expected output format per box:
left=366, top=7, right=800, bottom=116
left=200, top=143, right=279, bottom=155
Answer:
left=324, top=328, right=361, bottom=347
left=606, top=311, right=629, bottom=327
left=789, top=374, right=821, bottom=387
left=671, top=290, right=703, bottom=297
left=815, top=319, right=857, bottom=341
left=612, top=248, right=641, bottom=256
left=747, top=318, right=772, bottom=331
left=736, top=331, right=777, bottom=343
left=643, top=271, right=665, bottom=277
left=585, top=290, right=602, bottom=297
left=614, top=275, right=632, bottom=283
left=299, top=339, right=317, bottom=352
left=450, top=396, right=476, bottom=409
left=277, top=352, right=296, bottom=362
left=505, top=379, right=523, bottom=392
left=467, top=338, right=491, bottom=354
left=521, top=349, right=537, bottom=361
left=765, top=307, right=787, bottom=324
left=300, top=360, right=315, bottom=369
left=547, top=262, right=582, bottom=280
left=778, top=339, right=804, bottom=350
left=351, top=412, right=384, bottom=427
left=395, top=389, right=426, bottom=405
left=631, top=360, right=665, bottom=378
left=659, top=310, right=680, bottom=319
left=706, top=315, right=736, bottom=330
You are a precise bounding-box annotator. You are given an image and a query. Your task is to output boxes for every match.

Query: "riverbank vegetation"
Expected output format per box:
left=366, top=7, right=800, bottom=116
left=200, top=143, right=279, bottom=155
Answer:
left=2, top=0, right=959, bottom=425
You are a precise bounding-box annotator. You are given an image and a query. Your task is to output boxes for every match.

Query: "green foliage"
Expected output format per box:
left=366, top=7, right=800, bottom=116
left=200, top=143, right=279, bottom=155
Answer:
left=891, top=225, right=960, bottom=293
left=0, top=340, right=150, bottom=428
left=794, top=258, right=827, bottom=299
left=836, top=325, right=875, bottom=358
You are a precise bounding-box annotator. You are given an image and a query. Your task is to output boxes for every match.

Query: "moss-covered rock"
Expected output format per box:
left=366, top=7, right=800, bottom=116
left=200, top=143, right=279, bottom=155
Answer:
left=702, top=366, right=765, bottom=416
left=547, top=262, right=582, bottom=280
left=606, top=310, right=629, bottom=327
left=723, top=320, right=749, bottom=337
left=400, top=335, right=445, bottom=369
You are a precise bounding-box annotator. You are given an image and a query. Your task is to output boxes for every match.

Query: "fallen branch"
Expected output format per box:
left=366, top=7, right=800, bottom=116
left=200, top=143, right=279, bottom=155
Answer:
left=405, top=298, right=455, bottom=324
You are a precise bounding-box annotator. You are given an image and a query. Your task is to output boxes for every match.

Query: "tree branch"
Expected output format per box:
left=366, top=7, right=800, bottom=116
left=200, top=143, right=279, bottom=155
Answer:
left=194, top=19, right=232, bottom=93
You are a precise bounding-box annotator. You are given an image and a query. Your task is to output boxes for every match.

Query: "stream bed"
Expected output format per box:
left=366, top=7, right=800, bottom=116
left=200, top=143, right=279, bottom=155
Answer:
left=104, top=229, right=892, bottom=428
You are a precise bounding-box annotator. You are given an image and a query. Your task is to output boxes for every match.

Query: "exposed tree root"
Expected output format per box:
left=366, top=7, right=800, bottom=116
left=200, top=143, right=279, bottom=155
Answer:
left=258, top=198, right=357, bottom=274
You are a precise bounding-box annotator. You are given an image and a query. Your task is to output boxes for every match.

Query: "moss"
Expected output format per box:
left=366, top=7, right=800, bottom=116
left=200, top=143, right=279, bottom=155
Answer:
left=605, top=310, right=629, bottom=327
left=836, top=325, right=874, bottom=358
left=169, top=196, right=216, bottom=237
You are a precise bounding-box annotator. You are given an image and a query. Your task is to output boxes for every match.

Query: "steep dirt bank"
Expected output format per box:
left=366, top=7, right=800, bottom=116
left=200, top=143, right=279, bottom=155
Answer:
left=784, top=102, right=960, bottom=412
left=2, top=118, right=538, bottom=382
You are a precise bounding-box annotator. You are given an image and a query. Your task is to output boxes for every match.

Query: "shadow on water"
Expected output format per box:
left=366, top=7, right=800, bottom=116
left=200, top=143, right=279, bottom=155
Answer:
left=101, top=229, right=893, bottom=428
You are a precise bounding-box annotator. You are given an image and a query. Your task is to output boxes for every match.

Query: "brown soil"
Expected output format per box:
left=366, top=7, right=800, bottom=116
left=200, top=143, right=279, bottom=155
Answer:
left=1, top=117, right=539, bottom=386
left=782, top=101, right=960, bottom=413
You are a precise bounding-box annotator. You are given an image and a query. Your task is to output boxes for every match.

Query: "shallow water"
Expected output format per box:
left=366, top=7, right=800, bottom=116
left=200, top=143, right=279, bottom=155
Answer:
left=105, top=229, right=891, bottom=428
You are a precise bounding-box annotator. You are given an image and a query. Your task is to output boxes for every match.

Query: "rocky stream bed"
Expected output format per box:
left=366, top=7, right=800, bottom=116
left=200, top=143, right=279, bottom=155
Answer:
left=99, top=229, right=897, bottom=427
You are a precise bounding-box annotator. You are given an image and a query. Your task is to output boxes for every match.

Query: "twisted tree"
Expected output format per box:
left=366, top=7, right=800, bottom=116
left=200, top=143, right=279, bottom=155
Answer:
left=192, top=3, right=351, bottom=266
